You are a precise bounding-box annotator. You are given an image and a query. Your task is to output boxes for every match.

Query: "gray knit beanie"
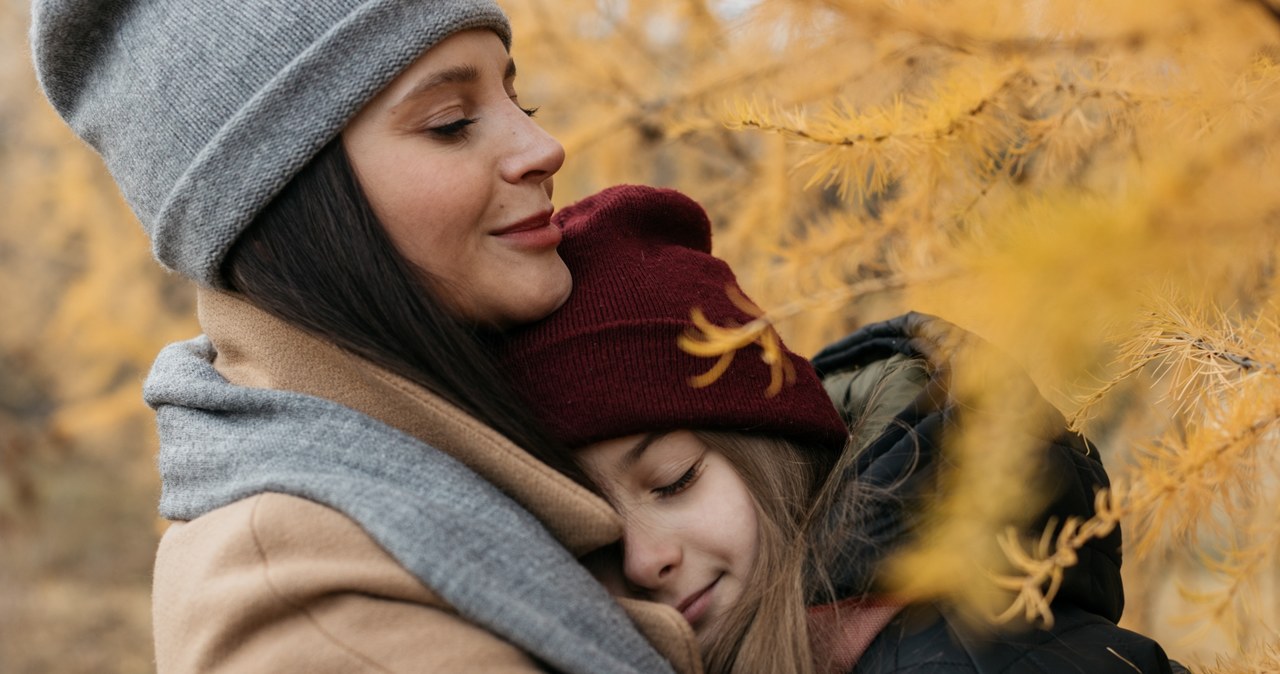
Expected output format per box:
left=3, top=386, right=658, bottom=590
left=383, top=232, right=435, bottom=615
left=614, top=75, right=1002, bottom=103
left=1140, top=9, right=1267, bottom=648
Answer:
left=30, top=0, right=512, bottom=287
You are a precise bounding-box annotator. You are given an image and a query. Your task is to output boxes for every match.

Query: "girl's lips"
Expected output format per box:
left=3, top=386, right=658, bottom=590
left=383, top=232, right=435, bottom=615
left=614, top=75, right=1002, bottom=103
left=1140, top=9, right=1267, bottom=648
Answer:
left=676, top=576, right=720, bottom=626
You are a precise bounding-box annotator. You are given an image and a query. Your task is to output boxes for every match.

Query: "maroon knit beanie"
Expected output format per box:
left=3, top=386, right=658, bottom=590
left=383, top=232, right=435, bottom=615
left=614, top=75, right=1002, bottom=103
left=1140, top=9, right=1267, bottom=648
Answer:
left=496, top=184, right=849, bottom=454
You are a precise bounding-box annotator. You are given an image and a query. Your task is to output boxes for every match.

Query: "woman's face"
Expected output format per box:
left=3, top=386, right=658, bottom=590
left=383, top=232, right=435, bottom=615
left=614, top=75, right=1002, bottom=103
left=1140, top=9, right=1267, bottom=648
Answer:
left=577, top=431, right=759, bottom=636
left=344, top=29, right=569, bottom=328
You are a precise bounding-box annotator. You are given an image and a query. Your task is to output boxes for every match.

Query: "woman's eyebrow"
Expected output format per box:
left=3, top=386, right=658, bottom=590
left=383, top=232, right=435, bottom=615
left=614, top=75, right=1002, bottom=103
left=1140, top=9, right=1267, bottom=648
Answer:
left=395, top=58, right=518, bottom=109
left=395, top=64, right=480, bottom=108
left=618, top=432, right=667, bottom=472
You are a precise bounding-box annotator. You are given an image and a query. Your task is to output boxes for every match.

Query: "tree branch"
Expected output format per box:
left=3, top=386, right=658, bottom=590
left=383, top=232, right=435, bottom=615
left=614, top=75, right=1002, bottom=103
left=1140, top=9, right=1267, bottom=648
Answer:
left=1246, top=0, right=1280, bottom=27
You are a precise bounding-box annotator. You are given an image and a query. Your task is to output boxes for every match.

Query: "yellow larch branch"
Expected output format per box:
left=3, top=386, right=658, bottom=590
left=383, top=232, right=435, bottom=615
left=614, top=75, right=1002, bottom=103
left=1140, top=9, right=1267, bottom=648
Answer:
left=1174, top=537, right=1274, bottom=645
left=1071, top=299, right=1280, bottom=431
left=989, top=489, right=1125, bottom=627
left=810, top=0, right=1213, bottom=57
left=1124, top=397, right=1280, bottom=555
left=1197, top=638, right=1280, bottom=674
left=679, top=297, right=794, bottom=397
left=676, top=272, right=953, bottom=395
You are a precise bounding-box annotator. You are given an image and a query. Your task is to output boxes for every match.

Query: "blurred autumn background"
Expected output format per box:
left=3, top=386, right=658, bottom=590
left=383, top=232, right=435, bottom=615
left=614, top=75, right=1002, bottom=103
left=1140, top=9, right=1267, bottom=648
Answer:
left=3, top=0, right=1279, bottom=671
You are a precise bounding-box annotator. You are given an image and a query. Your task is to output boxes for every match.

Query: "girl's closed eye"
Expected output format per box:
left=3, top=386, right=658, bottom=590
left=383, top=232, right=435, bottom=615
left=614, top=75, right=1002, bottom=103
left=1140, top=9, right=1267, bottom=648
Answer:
left=653, top=459, right=704, bottom=497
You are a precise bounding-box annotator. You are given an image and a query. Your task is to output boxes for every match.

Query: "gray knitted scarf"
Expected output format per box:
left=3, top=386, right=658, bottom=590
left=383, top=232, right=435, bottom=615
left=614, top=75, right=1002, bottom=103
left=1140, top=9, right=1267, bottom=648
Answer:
left=144, top=336, right=674, bottom=674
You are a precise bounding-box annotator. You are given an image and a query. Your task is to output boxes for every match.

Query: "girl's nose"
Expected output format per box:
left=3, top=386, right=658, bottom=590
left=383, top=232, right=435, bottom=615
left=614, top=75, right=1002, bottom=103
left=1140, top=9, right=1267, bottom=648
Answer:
left=500, top=107, right=566, bottom=186
left=622, top=525, right=682, bottom=592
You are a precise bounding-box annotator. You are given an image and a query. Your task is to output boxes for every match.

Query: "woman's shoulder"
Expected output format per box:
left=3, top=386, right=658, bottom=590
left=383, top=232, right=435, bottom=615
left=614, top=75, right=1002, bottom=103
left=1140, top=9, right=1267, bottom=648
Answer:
left=156, top=493, right=439, bottom=604
left=153, top=493, right=546, bottom=673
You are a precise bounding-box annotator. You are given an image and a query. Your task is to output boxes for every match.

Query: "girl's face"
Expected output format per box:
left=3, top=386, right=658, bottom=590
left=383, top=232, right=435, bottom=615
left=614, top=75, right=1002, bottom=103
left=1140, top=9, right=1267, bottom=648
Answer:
left=344, top=29, right=570, bottom=328
left=577, top=431, right=759, bottom=636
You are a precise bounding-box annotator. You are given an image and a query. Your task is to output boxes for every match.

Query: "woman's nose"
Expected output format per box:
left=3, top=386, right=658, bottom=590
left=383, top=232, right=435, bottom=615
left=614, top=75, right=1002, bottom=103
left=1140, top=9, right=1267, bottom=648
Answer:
left=500, top=107, right=566, bottom=186
left=622, top=524, right=682, bottom=592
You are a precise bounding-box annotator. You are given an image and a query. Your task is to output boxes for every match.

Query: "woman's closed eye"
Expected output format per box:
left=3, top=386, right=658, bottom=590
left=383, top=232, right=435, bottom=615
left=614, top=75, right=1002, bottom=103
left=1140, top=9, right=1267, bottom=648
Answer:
left=423, top=103, right=535, bottom=141
left=652, top=459, right=704, bottom=498
left=424, top=117, right=477, bottom=140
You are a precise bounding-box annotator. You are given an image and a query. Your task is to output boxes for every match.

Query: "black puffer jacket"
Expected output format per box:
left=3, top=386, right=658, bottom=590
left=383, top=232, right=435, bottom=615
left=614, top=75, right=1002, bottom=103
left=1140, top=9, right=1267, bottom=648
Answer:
left=810, top=313, right=1181, bottom=673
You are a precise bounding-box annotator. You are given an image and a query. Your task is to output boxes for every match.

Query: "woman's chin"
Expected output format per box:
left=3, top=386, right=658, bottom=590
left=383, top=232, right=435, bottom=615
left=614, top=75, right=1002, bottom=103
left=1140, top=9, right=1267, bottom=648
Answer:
left=474, top=260, right=572, bottom=329
left=538, top=259, right=574, bottom=315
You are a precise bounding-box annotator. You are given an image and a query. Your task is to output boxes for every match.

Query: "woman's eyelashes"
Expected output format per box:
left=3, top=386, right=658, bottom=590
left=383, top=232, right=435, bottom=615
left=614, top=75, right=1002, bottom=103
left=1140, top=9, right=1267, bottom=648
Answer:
left=422, top=103, right=537, bottom=141
left=652, top=459, right=704, bottom=498
left=507, top=86, right=537, bottom=116
left=424, top=117, right=477, bottom=140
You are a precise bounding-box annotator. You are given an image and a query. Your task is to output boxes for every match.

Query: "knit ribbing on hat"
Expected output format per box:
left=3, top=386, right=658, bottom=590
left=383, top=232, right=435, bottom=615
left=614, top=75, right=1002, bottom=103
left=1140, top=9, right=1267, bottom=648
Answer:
left=496, top=185, right=850, bottom=454
left=30, top=0, right=511, bottom=287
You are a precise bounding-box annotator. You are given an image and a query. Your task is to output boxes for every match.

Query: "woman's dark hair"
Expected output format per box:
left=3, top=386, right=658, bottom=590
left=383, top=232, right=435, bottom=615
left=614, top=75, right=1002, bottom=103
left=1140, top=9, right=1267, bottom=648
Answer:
left=223, top=137, right=591, bottom=487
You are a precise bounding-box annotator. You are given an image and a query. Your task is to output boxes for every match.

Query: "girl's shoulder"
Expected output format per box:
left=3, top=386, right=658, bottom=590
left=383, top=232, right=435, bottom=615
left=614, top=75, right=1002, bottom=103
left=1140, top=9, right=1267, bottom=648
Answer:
left=851, top=604, right=1179, bottom=674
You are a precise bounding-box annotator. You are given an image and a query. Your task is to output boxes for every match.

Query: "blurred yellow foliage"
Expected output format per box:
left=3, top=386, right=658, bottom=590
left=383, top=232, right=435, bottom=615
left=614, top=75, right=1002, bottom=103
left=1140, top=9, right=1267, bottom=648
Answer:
left=505, top=0, right=1280, bottom=668
left=2, top=0, right=196, bottom=670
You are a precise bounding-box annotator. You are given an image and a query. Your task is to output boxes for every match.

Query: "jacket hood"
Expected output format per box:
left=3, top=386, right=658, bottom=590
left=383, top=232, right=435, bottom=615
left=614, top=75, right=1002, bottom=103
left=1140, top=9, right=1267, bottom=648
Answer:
left=811, top=312, right=1124, bottom=624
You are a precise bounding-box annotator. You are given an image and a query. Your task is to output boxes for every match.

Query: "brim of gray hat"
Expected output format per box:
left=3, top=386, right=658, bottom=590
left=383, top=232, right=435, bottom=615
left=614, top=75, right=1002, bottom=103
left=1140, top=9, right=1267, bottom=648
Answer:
left=152, top=1, right=511, bottom=288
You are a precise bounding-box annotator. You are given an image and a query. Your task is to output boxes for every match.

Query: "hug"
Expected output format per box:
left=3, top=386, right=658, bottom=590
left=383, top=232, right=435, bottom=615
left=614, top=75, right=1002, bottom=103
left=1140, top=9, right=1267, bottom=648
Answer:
left=31, top=0, right=1180, bottom=671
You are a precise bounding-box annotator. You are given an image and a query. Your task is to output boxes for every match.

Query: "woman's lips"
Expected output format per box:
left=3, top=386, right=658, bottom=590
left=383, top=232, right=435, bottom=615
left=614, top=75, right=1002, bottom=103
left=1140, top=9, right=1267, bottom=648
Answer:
left=676, top=576, right=720, bottom=626
left=491, top=210, right=560, bottom=249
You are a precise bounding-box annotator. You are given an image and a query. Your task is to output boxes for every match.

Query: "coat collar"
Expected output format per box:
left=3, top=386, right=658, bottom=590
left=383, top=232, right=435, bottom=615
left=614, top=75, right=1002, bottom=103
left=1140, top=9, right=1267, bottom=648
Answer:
left=194, top=288, right=701, bottom=673
left=196, top=287, right=620, bottom=557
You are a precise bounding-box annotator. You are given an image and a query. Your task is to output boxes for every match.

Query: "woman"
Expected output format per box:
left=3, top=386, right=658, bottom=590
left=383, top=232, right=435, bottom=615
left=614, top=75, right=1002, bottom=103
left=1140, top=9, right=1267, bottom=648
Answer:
left=495, top=185, right=1180, bottom=673
left=32, top=3, right=698, bottom=672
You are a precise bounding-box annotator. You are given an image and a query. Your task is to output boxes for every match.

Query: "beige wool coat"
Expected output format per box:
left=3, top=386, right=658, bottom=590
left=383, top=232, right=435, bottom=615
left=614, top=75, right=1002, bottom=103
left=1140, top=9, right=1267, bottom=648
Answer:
left=151, top=290, right=701, bottom=673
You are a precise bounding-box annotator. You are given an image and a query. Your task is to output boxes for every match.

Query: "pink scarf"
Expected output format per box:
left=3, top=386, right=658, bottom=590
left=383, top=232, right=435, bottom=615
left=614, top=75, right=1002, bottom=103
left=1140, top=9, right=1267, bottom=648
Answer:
left=808, top=596, right=902, bottom=674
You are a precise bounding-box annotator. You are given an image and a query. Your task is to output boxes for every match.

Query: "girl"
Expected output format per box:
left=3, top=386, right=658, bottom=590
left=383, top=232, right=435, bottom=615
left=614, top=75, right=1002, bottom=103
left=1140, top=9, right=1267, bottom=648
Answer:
left=496, top=184, right=1181, bottom=673
left=32, top=3, right=696, bottom=672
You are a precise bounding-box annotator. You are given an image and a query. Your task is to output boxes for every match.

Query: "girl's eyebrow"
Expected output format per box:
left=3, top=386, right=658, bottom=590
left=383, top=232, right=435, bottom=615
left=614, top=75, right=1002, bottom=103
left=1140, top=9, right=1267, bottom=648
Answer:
left=394, top=58, right=518, bottom=109
left=618, top=432, right=668, bottom=471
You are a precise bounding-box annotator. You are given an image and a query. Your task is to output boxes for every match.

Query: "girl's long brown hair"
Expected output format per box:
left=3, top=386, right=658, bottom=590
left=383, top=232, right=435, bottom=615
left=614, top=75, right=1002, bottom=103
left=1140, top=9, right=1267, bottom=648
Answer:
left=694, top=431, right=833, bottom=674
left=692, top=368, right=906, bottom=674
